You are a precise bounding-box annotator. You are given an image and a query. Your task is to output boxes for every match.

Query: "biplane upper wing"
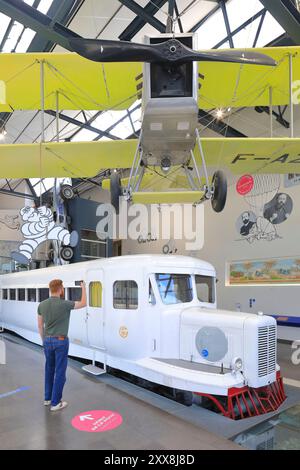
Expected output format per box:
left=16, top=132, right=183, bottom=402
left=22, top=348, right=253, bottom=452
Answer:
left=0, top=46, right=299, bottom=111
left=0, top=138, right=300, bottom=178
left=0, top=53, right=141, bottom=112
left=199, top=46, right=300, bottom=109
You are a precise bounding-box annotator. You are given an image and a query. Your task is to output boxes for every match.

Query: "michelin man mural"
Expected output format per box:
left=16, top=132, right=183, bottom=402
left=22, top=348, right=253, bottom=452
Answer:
left=11, top=206, right=78, bottom=265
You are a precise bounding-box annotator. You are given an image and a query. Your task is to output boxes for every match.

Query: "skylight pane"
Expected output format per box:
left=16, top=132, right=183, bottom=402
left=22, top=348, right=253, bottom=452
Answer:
left=38, top=0, right=54, bottom=14
left=196, top=8, right=227, bottom=49
left=71, top=128, right=98, bottom=142
left=111, top=117, right=133, bottom=139
left=231, top=16, right=261, bottom=48
left=42, top=178, right=55, bottom=191
left=93, top=110, right=127, bottom=131
left=255, top=11, right=285, bottom=47
left=226, top=0, right=262, bottom=32
left=2, top=21, right=24, bottom=52
left=0, top=14, right=11, bottom=44
left=15, top=28, right=36, bottom=52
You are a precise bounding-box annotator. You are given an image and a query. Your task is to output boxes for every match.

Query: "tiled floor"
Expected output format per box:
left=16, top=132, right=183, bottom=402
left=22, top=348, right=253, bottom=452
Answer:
left=0, top=336, right=242, bottom=450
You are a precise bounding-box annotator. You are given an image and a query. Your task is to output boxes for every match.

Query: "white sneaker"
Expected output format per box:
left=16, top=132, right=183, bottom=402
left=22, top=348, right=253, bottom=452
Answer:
left=44, top=400, right=51, bottom=406
left=50, top=401, right=68, bottom=412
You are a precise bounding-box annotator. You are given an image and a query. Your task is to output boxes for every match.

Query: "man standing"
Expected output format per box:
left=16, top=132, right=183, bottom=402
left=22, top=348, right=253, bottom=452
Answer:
left=38, top=279, right=86, bottom=411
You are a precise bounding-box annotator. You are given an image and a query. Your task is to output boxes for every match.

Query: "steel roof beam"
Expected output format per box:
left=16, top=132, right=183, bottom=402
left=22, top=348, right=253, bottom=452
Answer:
left=44, top=110, right=121, bottom=141
left=118, top=0, right=166, bottom=35
left=0, top=0, right=81, bottom=52
left=119, top=0, right=168, bottom=40
left=260, top=0, right=300, bottom=44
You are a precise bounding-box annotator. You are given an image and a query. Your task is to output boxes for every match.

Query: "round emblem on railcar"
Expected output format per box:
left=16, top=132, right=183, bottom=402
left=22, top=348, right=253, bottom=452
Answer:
left=119, top=326, right=128, bottom=339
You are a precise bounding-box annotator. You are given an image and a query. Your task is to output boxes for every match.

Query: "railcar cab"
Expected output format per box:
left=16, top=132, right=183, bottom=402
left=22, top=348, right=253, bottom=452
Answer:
left=103, top=256, right=217, bottom=361
left=148, top=270, right=217, bottom=310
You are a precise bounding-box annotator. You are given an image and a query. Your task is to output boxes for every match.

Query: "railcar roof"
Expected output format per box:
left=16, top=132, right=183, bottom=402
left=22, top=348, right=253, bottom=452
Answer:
left=0, top=255, right=215, bottom=284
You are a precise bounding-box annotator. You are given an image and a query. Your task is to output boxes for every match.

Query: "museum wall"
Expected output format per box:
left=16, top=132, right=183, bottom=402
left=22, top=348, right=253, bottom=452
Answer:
left=199, top=174, right=300, bottom=319
left=95, top=174, right=300, bottom=320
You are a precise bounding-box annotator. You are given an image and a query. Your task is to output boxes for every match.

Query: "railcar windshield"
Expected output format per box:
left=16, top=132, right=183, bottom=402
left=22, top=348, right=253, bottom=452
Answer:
left=195, top=275, right=215, bottom=303
left=155, top=273, right=193, bottom=304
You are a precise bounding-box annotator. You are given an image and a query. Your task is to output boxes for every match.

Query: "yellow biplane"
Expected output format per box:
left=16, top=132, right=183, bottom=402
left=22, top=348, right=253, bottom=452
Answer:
left=0, top=34, right=300, bottom=211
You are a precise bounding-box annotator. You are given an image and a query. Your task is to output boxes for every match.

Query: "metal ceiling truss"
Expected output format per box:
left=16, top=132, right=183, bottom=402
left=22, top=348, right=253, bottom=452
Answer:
left=119, top=0, right=169, bottom=40
left=0, top=0, right=291, bottom=200
left=118, top=0, right=166, bottom=34
left=260, top=0, right=300, bottom=44
left=214, top=7, right=267, bottom=49
left=44, top=110, right=121, bottom=141
left=0, top=0, right=81, bottom=52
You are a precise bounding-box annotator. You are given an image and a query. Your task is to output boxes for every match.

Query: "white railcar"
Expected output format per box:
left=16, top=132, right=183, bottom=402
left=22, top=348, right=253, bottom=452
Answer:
left=0, top=255, right=285, bottom=418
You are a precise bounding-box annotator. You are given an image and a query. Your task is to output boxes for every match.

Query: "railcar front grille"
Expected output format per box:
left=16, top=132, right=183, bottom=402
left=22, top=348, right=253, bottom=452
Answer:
left=258, top=325, right=276, bottom=377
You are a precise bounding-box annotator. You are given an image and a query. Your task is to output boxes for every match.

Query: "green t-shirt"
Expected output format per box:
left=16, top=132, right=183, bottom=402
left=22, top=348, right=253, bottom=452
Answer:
left=38, top=297, right=75, bottom=337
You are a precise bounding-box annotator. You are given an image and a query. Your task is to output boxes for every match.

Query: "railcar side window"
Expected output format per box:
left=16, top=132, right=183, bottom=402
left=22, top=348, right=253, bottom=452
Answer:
left=2, top=289, right=8, bottom=300
left=89, top=282, right=102, bottom=308
left=18, top=289, right=26, bottom=301
left=28, top=288, right=36, bottom=302
left=9, top=289, right=16, bottom=300
left=155, top=274, right=193, bottom=304
left=39, top=288, right=49, bottom=302
left=195, top=275, right=215, bottom=303
left=68, top=288, right=81, bottom=302
left=113, top=281, right=138, bottom=309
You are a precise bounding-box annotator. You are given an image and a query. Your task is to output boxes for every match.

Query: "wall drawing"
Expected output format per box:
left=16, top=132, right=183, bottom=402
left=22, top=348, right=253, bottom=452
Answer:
left=235, top=175, right=293, bottom=244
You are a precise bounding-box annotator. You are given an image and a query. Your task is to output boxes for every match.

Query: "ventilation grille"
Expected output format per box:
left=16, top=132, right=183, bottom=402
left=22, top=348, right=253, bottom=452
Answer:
left=258, top=325, right=276, bottom=377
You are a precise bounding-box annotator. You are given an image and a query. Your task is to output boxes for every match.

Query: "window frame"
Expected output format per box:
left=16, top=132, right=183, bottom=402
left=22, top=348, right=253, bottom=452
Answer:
left=89, top=281, right=103, bottom=308
left=195, top=274, right=216, bottom=304
left=113, top=280, right=138, bottom=310
left=155, top=273, right=194, bottom=305
left=27, top=288, right=37, bottom=302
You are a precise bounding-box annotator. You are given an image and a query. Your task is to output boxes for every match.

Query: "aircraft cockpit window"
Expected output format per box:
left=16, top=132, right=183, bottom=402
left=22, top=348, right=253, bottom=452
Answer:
left=155, top=274, right=193, bottom=305
left=195, top=275, right=215, bottom=304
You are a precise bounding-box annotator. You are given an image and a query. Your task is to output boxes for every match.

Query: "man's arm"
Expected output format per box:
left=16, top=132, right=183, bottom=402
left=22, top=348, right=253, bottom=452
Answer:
left=74, top=282, right=87, bottom=310
left=37, top=314, right=44, bottom=340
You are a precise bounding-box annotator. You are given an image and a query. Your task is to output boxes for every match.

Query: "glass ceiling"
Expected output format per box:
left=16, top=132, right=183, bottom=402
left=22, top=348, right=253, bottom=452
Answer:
left=0, top=0, right=289, bottom=197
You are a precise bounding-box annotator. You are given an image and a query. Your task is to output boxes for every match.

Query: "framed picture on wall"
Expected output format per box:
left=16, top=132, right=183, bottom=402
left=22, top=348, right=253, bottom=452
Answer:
left=227, top=257, right=300, bottom=285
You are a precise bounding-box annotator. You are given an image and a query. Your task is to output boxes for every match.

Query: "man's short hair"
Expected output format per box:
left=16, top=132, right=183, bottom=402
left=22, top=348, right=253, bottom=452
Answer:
left=49, top=279, right=63, bottom=294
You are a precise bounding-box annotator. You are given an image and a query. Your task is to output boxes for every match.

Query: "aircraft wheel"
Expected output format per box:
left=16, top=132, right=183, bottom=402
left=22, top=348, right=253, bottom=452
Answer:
left=60, top=184, right=75, bottom=200
left=211, top=170, right=227, bottom=213
left=110, top=172, right=122, bottom=214
left=60, top=246, right=74, bottom=261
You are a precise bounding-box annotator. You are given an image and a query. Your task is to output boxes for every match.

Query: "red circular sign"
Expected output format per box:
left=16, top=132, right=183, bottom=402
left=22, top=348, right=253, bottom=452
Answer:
left=236, top=174, right=254, bottom=195
left=71, top=410, right=123, bottom=433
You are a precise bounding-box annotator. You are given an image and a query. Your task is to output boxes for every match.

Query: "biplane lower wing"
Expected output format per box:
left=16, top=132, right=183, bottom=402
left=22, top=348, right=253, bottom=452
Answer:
left=0, top=138, right=300, bottom=178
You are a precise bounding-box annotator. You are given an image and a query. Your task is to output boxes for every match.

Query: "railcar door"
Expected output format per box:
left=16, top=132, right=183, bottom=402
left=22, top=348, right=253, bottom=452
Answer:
left=86, top=269, right=105, bottom=349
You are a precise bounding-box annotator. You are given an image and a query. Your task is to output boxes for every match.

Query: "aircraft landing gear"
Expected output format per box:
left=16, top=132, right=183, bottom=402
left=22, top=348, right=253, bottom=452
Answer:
left=211, top=170, right=227, bottom=213
left=60, top=245, right=74, bottom=261
left=60, top=184, right=75, bottom=200
left=110, top=172, right=122, bottom=214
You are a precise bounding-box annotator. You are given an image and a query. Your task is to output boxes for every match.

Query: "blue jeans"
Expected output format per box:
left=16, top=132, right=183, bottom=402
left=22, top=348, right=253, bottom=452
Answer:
left=43, top=337, right=69, bottom=406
